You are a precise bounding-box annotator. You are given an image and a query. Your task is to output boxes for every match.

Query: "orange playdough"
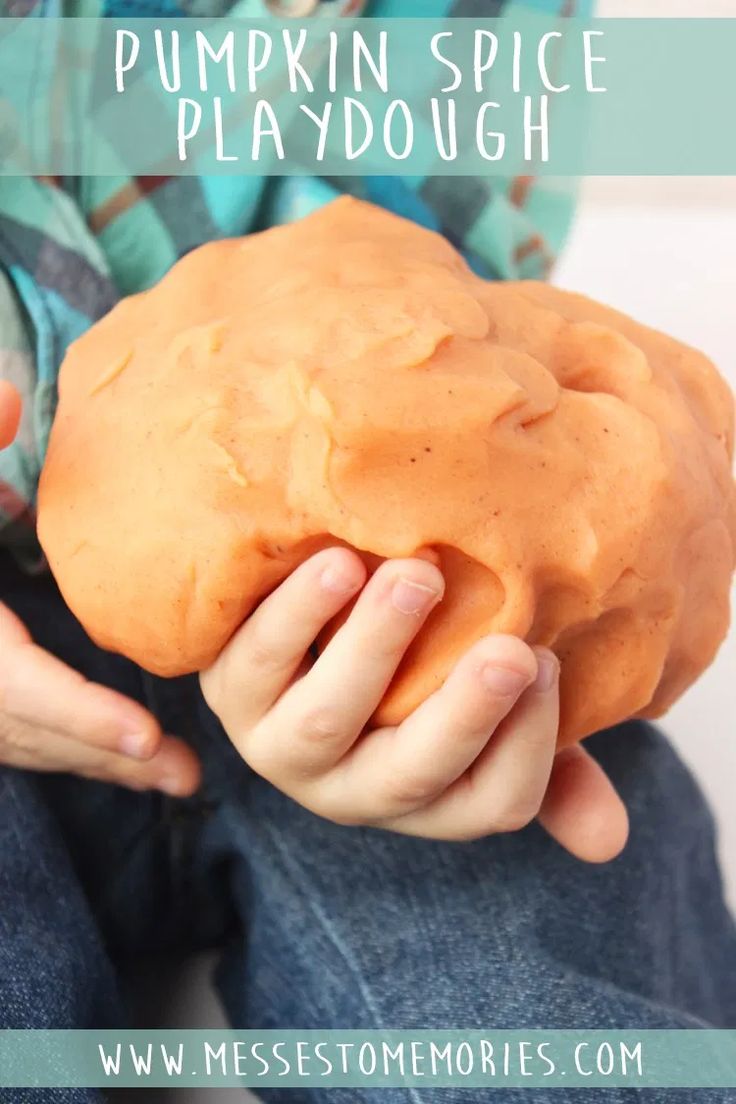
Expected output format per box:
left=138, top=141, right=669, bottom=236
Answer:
left=38, top=197, right=736, bottom=744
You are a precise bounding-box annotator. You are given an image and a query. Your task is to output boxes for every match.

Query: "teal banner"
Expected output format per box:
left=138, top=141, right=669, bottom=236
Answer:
left=1, top=1030, right=736, bottom=1088
left=0, top=17, right=734, bottom=175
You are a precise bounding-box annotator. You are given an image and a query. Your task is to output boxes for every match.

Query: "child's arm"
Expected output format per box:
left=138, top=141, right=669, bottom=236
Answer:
left=202, top=548, right=629, bottom=863
left=0, top=384, right=199, bottom=793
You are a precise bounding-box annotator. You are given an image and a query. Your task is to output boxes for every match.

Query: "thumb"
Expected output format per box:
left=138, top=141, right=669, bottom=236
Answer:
left=538, top=743, right=629, bottom=863
left=0, top=381, right=21, bottom=449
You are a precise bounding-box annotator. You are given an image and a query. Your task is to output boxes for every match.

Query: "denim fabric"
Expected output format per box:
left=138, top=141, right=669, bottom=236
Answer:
left=1, top=550, right=736, bottom=1104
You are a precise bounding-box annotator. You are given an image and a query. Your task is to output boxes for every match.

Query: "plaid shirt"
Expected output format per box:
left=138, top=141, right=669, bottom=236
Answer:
left=0, top=0, right=590, bottom=565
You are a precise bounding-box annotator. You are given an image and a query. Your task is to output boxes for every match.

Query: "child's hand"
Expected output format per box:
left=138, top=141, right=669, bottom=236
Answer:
left=0, top=381, right=200, bottom=794
left=0, top=601, right=201, bottom=793
left=201, top=549, right=629, bottom=862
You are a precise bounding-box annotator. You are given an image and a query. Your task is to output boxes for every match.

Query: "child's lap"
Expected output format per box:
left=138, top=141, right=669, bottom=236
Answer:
left=214, top=722, right=736, bottom=1032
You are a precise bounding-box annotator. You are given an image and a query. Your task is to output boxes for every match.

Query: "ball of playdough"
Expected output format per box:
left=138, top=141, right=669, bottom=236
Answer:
left=38, top=197, right=736, bottom=744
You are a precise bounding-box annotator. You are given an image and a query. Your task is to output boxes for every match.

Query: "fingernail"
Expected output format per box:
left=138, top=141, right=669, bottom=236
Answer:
left=391, top=577, right=441, bottom=615
left=119, top=729, right=152, bottom=759
left=533, top=652, right=559, bottom=693
left=320, top=564, right=360, bottom=595
left=480, top=664, right=530, bottom=696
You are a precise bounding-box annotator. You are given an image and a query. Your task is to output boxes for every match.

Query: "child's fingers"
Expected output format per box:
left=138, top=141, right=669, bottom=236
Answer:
left=378, top=648, right=560, bottom=839
left=1, top=638, right=163, bottom=760
left=200, top=547, right=366, bottom=729
left=245, top=558, right=444, bottom=780
left=314, top=635, right=536, bottom=823
left=538, top=744, right=629, bottom=862
left=71, top=732, right=201, bottom=796
left=0, top=718, right=200, bottom=796
left=105, top=733, right=201, bottom=796
left=0, top=381, right=21, bottom=448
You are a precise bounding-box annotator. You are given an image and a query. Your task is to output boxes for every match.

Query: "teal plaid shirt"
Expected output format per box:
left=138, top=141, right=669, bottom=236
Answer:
left=0, top=0, right=590, bottom=564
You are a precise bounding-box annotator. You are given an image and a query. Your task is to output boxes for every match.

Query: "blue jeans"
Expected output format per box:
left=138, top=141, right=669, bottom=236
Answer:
left=2, top=551, right=736, bottom=1104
